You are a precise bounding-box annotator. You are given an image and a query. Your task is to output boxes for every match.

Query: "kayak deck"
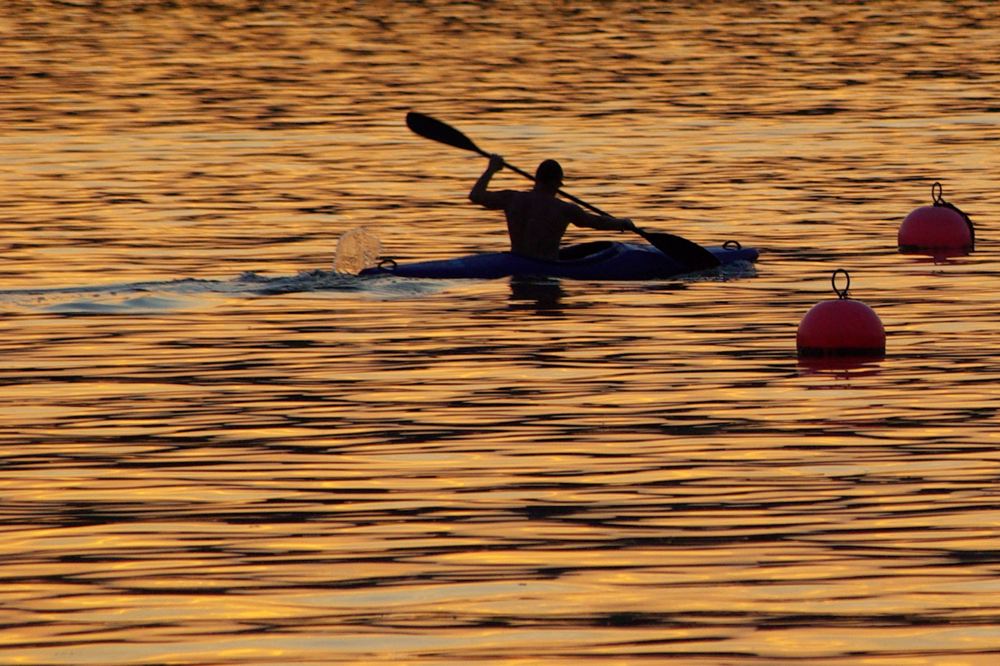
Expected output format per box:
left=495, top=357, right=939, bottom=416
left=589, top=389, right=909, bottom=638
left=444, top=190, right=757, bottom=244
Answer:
left=362, top=240, right=758, bottom=281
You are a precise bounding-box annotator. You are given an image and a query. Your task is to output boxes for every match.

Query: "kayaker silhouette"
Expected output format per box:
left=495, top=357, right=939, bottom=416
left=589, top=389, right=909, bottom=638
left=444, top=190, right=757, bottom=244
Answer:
left=469, top=153, right=636, bottom=261
left=405, top=112, right=723, bottom=272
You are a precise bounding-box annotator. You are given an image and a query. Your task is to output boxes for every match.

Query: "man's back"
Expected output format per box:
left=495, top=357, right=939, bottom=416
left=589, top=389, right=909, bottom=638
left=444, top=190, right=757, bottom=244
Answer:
left=504, top=191, right=575, bottom=261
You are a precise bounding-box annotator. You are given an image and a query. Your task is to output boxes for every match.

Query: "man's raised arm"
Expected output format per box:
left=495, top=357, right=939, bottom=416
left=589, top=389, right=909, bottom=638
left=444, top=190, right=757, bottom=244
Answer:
left=469, top=154, right=509, bottom=209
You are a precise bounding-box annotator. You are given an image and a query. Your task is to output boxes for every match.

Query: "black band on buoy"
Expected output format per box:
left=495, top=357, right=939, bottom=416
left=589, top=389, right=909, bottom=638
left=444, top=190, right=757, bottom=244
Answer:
left=797, top=345, right=887, bottom=358
left=831, top=268, right=850, bottom=300
left=930, top=181, right=975, bottom=246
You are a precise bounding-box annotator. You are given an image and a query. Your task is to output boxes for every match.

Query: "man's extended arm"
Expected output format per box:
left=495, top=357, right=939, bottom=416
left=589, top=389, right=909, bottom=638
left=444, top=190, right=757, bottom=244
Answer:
left=568, top=205, right=636, bottom=233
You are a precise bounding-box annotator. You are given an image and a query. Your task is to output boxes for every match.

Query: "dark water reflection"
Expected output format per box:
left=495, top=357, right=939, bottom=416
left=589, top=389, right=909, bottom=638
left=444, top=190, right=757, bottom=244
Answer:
left=2, top=1, right=1000, bottom=664
left=509, top=278, right=567, bottom=314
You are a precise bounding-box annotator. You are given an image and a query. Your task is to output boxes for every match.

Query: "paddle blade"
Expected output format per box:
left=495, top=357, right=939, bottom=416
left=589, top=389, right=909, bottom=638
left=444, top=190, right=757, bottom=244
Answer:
left=640, top=230, right=721, bottom=272
left=406, top=112, right=485, bottom=156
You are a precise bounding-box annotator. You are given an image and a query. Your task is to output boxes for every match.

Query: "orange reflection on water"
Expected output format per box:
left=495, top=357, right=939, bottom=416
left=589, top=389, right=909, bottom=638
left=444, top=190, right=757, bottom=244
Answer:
left=2, top=1, right=1000, bottom=664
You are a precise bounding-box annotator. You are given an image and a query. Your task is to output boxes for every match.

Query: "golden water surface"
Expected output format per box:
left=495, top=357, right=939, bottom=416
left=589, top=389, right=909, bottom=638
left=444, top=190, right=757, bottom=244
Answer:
left=2, top=1, right=1000, bottom=664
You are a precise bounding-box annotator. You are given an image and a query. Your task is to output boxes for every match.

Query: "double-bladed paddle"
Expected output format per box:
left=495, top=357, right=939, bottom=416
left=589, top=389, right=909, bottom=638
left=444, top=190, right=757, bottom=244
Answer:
left=405, top=111, right=720, bottom=271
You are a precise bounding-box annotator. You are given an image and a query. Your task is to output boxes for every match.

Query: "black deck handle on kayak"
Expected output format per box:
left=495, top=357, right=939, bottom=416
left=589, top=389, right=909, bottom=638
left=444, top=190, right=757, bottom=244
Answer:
left=722, top=240, right=742, bottom=250
left=377, top=257, right=398, bottom=272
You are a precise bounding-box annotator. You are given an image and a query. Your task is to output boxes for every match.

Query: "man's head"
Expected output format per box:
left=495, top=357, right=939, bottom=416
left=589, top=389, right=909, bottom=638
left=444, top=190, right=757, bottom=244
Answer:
left=535, top=159, right=563, bottom=190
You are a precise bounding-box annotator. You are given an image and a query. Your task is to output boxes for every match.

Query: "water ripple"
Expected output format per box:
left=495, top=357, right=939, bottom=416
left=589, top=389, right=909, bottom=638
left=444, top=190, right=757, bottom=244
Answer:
left=2, top=1, right=1000, bottom=664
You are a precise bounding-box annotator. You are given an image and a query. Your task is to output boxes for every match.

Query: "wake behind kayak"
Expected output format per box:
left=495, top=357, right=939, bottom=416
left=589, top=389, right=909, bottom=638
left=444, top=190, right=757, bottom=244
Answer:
left=361, top=240, right=758, bottom=281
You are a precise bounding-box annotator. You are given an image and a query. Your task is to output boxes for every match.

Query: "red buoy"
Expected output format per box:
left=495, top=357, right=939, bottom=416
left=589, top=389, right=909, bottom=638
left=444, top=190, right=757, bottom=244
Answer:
left=898, top=182, right=974, bottom=254
left=797, top=270, right=885, bottom=358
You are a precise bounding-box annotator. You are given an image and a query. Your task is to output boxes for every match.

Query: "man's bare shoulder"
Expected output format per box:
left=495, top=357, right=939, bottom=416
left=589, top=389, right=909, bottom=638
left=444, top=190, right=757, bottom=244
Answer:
left=476, top=189, right=516, bottom=210
left=557, top=198, right=590, bottom=223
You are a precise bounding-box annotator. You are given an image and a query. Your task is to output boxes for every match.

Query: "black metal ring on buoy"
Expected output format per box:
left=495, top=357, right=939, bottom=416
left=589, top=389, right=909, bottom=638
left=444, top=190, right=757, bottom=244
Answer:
left=831, top=268, right=851, bottom=299
left=722, top=240, right=742, bottom=250
left=377, top=257, right=398, bottom=272
left=932, top=181, right=945, bottom=205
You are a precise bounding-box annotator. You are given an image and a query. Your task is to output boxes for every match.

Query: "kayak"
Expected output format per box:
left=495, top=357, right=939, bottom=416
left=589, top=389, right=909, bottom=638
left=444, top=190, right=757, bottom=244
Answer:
left=361, top=240, right=758, bottom=280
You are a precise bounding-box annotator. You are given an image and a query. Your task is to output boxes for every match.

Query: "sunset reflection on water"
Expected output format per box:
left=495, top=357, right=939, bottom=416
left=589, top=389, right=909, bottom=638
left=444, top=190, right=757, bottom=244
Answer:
left=1, top=1, right=1000, bottom=664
